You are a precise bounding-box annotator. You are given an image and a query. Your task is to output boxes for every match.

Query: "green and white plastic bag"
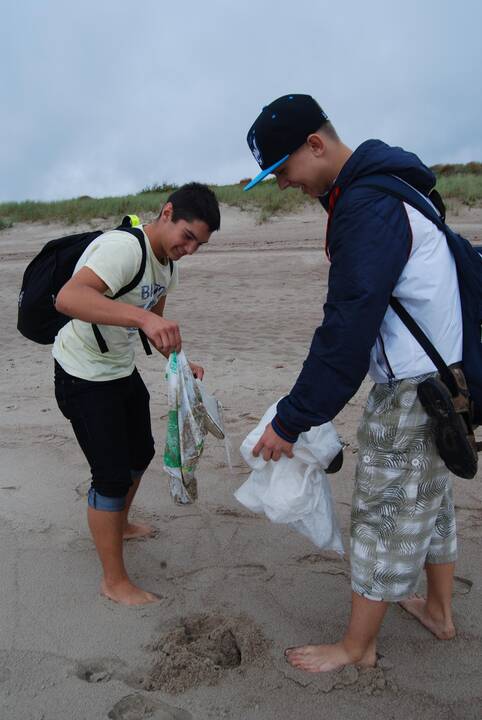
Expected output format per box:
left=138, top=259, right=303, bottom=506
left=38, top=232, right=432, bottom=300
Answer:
left=163, top=351, right=206, bottom=504
left=163, top=350, right=230, bottom=504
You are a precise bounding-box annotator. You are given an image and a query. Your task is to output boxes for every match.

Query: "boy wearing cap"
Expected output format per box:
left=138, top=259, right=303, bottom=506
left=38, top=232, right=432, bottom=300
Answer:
left=53, top=183, right=220, bottom=606
left=244, top=95, right=460, bottom=671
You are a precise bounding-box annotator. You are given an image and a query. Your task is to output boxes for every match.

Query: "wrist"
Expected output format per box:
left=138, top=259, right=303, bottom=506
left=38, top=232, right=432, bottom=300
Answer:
left=271, top=415, right=299, bottom=443
left=136, top=307, right=152, bottom=331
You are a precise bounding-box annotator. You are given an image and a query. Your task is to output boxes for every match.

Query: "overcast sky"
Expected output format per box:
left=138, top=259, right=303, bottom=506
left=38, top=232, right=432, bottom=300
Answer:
left=3, top=0, right=481, bottom=202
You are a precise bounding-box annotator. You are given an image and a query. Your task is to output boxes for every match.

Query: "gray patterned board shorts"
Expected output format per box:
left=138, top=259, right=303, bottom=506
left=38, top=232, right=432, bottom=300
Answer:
left=351, top=374, right=457, bottom=602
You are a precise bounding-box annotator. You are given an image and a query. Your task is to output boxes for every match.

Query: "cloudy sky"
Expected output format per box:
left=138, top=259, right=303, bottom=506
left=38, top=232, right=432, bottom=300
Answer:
left=3, top=0, right=481, bottom=202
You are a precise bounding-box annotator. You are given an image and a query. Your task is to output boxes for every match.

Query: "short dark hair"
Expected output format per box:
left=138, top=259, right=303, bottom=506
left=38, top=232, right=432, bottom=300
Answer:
left=164, top=182, right=220, bottom=232
left=318, top=121, right=340, bottom=142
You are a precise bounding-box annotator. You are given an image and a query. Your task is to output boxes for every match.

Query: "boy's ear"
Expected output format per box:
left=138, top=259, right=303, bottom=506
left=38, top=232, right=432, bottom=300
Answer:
left=160, top=201, right=173, bottom=221
left=307, top=132, right=325, bottom=157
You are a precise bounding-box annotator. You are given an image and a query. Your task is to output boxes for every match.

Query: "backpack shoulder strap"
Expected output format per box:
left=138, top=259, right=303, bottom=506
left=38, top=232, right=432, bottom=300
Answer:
left=389, top=297, right=457, bottom=395
left=352, top=174, right=446, bottom=232
left=111, top=226, right=147, bottom=299
left=92, top=225, right=149, bottom=354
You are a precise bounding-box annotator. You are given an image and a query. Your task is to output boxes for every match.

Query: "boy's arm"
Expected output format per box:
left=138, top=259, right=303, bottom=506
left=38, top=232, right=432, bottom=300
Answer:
left=149, top=294, right=204, bottom=379
left=149, top=296, right=169, bottom=358
left=150, top=295, right=167, bottom=317
left=56, top=267, right=181, bottom=354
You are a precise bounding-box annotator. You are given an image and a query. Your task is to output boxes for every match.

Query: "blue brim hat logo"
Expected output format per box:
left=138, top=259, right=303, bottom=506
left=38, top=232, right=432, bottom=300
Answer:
left=250, top=132, right=263, bottom=166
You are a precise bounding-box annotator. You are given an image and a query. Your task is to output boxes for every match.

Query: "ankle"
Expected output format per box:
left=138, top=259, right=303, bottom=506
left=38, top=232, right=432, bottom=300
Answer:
left=426, top=598, right=453, bottom=623
left=340, top=638, right=374, bottom=664
left=102, top=573, right=130, bottom=588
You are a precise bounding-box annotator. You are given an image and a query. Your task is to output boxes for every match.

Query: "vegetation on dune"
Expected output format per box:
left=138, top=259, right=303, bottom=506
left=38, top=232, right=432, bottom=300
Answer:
left=1, top=164, right=481, bottom=229
left=435, top=174, right=482, bottom=205
left=431, top=161, right=482, bottom=176
left=0, top=217, right=14, bottom=231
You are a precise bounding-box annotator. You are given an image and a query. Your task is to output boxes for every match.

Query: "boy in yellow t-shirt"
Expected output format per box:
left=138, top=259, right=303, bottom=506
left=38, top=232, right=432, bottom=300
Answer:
left=53, top=183, right=220, bottom=606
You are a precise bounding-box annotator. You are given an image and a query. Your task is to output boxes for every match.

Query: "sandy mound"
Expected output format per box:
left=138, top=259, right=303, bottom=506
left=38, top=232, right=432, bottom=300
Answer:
left=143, top=613, right=268, bottom=694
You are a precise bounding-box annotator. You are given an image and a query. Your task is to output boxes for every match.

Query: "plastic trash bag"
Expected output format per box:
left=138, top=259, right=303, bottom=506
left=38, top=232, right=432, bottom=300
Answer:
left=235, top=402, right=344, bottom=554
left=163, top=351, right=227, bottom=504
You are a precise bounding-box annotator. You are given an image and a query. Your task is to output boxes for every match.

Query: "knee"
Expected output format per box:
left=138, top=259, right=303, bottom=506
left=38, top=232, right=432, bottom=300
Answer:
left=133, top=444, right=155, bottom=475
left=90, top=468, right=132, bottom=505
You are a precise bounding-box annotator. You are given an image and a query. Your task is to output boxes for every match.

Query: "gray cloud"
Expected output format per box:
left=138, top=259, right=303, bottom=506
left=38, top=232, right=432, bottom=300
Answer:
left=3, top=0, right=482, bottom=201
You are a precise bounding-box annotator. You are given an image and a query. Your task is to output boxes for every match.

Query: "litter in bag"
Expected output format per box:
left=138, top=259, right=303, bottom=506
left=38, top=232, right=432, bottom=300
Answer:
left=163, top=351, right=227, bottom=504
left=235, top=402, right=344, bottom=554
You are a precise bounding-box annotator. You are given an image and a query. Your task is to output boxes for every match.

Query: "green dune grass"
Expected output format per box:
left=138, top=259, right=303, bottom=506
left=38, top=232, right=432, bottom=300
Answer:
left=1, top=165, right=481, bottom=228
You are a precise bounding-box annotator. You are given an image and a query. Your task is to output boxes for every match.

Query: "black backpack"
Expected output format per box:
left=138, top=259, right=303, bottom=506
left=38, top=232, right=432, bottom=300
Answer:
left=17, top=216, right=172, bottom=355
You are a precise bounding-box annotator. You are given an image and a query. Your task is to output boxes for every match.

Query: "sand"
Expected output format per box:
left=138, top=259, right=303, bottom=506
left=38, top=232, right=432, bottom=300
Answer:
left=1, top=203, right=481, bottom=720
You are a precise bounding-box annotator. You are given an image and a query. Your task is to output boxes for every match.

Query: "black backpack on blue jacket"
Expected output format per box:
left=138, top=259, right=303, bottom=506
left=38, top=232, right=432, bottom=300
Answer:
left=353, top=174, right=482, bottom=426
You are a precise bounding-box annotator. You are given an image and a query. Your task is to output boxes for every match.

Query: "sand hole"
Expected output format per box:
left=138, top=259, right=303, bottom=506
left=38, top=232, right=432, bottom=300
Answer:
left=143, top=613, right=267, bottom=694
left=76, top=661, right=111, bottom=683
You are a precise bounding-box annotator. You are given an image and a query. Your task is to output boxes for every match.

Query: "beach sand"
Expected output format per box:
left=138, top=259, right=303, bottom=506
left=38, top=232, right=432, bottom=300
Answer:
left=1, top=204, right=481, bottom=719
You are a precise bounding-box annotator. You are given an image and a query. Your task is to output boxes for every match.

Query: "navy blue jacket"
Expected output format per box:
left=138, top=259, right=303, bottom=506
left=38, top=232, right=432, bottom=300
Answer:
left=273, top=139, right=437, bottom=440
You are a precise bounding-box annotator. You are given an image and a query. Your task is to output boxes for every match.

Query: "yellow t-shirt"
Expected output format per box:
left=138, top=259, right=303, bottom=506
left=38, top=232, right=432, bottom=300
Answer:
left=52, top=226, right=179, bottom=381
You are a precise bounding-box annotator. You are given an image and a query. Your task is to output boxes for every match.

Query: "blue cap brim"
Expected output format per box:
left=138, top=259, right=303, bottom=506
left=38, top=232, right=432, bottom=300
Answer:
left=243, top=154, right=289, bottom=191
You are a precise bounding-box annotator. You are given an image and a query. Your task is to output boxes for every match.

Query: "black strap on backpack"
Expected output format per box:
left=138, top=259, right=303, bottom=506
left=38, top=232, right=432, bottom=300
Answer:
left=389, top=297, right=459, bottom=397
left=91, top=220, right=174, bottom=355
left=91, top=224, right=148, bottom=354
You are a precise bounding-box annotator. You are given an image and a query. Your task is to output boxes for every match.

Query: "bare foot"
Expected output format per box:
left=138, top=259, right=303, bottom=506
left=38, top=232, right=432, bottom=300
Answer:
left=123, top=522, right=155, bottom=540
left=285, top=641, right=376, bottom=673
left=398, top=596, right=456, bottom=639
left=101, top=578, right=160, bottom=606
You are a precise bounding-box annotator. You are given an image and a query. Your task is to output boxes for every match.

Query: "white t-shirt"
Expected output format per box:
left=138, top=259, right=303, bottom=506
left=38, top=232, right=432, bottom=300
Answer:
left=52, top=226, right=178, bottom=381
left=369, top=202, right=462, bottom=382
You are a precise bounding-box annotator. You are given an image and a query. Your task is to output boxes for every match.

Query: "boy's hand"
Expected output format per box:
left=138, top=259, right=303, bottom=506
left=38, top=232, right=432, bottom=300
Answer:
left=253, top=424, right=294, bottom=462
left=189, top=362, right=204, bottom=380
left=140, top=314, right=181, bottom=354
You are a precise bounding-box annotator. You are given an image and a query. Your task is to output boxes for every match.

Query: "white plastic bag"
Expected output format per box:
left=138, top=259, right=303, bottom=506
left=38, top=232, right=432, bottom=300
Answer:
left=235, top=402, right=344, bottom=554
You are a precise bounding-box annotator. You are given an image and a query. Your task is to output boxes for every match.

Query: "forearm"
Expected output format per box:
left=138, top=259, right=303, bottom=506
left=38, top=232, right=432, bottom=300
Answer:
left=56, top=285, right=148, bottom=329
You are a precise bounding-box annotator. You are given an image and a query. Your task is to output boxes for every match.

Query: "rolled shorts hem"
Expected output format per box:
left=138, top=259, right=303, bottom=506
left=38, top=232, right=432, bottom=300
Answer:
left=352, top=583, right=419, bottom=603
left=87, top=488, right=127, bottom=511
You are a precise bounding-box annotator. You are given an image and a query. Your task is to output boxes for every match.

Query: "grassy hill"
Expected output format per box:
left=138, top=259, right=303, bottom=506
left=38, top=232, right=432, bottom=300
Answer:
left=1, top=164, right=481, bottom=229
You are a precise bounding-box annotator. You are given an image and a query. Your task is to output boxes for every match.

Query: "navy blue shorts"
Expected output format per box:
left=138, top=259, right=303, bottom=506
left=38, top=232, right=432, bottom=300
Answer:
left=54, top=362, right=155, bottom=499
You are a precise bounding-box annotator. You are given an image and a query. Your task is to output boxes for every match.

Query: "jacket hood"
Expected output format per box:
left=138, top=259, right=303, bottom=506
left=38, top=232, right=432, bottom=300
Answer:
left=334, top=139, right=436, bottom=196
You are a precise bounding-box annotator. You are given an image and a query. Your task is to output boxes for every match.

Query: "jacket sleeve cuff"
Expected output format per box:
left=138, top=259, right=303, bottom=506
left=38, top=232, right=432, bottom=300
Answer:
left=271, top=415, right=299, bottom=444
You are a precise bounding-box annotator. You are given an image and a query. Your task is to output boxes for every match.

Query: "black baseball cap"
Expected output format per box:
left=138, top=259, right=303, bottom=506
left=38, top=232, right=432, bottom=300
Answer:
left=244, top=94, right=328, bottom=191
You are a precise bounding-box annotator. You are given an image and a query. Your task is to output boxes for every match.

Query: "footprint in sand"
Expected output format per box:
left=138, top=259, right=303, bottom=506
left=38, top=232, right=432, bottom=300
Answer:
left=453, top=575, right=473, bottom=596
left=74, top=478, right=91, bottom=499
left=294, top=553, right=349, bottom=579
left=214, top=506, right=256, bottom=519
left=67, top=536, right=94, bottom=552
left=168, top=563, right=269, bottom=590
left=107, top=693, right=192, bottom=720
left=281, top=660, right=394, bottom=696
left=76, top=660, right=113, bottom=683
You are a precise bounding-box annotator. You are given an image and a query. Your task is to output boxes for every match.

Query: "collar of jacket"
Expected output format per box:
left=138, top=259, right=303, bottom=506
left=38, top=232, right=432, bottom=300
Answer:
left=324, top=185, right=341, bottom=261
